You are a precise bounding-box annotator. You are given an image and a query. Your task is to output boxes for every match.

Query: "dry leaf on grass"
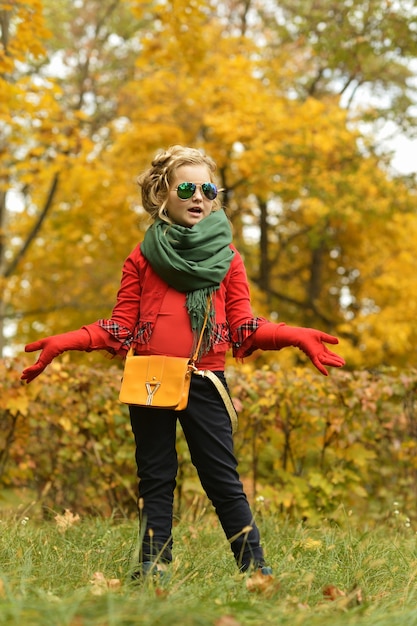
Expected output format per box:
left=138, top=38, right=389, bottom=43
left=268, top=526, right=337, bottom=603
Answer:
left=323, top=584, right=347, bottom=600
left=215, top=616, right=242, bottom=626
left=90, top=572, right=121, bottom=595
left=245, top=570, right=280, bottom=597
left=323, top=584, right=363, bottom=608
left=54, top=509, right=80, bottom=533
left=154, top=586, right=169, bottom=598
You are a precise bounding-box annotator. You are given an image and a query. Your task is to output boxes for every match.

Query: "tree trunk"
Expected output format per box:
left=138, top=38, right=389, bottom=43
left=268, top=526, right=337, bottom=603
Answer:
left=258, top=199, right=270, bottom=294
left=0, top=190, right=6, bottom=357
left=0, top=174, right=59, bottom=356
left=308, top=244, right=324, bottom=312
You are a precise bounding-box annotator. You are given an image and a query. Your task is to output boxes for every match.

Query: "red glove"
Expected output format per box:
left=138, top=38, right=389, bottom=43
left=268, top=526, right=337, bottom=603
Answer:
left=21, top=329, right=92, bottom=383
left=254, top=322, right=345, bottom=376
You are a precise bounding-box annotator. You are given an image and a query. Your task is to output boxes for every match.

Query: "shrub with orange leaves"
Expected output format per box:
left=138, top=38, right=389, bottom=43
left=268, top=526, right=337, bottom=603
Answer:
left=2, top=356, right=417, bottom=522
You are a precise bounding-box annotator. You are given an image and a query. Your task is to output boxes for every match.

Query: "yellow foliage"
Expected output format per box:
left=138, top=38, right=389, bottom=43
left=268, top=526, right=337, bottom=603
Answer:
left=0, top=0, right=50, bottom=73
left=58, top=416, right=73, bottom=433
left=5, top=393, right=29, bottom=417
left=344, top=443, right=377, bottom=466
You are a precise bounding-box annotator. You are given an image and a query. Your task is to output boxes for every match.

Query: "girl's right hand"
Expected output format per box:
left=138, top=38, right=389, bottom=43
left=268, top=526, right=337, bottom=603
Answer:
left=21, top=329, right=91, bottom=383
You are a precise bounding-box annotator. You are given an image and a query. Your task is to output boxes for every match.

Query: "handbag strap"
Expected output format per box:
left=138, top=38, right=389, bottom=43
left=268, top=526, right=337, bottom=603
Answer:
left=190, top=295, right=212, bottom=366
left=194, top=369, right=238, bottom=433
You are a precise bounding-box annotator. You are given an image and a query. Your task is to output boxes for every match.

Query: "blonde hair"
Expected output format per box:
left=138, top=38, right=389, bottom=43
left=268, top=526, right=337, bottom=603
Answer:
left=137, top=145, right=222, bottom=223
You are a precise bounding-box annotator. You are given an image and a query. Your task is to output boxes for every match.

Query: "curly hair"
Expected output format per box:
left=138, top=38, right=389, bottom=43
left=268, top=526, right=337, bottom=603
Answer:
left=137, top=145, right=222, bottom=223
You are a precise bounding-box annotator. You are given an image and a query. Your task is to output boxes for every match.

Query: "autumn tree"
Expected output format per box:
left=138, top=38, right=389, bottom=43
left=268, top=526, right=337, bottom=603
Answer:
left=0, top=0, right=61, bottom=356
left=209, top=0, right=417, bottom=367
left=0, top=0, right=146, bottom=356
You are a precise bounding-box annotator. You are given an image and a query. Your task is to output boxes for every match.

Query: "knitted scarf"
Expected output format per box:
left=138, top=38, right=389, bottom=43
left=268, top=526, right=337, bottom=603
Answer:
left=140, top=209, right=234, bottom=355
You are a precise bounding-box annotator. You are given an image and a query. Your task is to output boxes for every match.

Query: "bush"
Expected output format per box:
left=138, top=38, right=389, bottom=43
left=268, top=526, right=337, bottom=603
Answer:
left=1, top=357, right=135, bottom=516
left=2, top=357, right=417, bottom=522
left=228, top=364, right=417, bottom=522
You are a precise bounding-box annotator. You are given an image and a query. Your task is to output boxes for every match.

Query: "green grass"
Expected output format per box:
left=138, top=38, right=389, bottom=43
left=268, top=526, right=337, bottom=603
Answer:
left=1, top=508, right=417, bottom=625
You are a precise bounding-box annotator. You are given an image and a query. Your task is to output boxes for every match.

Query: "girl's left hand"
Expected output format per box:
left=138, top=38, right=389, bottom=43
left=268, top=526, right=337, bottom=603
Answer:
left=254, top=323, right=346, bottom=376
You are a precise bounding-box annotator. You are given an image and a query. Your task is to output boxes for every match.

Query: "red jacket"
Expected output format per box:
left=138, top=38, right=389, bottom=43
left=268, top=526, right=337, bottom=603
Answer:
left=88, top=243, right=267, bottom=370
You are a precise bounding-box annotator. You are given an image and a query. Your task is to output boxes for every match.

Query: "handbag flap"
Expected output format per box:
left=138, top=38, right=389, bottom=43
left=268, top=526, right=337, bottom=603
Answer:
left=119, top=354, right=191, bottom=407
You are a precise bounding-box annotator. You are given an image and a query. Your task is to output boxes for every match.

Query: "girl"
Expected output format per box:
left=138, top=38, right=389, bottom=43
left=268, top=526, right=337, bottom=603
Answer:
left=21, top=145, right=345, bottom=577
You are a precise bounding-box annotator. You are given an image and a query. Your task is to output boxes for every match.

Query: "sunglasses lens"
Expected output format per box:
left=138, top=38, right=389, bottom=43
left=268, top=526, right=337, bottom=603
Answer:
left=176, top=182, right=195, bottom=199
left=202, top=183, right=217, bottom=200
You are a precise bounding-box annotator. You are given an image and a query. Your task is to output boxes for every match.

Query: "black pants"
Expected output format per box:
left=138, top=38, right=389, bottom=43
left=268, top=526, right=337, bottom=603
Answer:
left=129, top=372, right=265, bottom=571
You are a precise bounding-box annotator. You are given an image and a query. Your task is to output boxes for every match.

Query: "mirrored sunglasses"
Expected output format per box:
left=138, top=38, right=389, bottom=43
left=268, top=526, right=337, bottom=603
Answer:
left=175, top=182, right=218, bottom=201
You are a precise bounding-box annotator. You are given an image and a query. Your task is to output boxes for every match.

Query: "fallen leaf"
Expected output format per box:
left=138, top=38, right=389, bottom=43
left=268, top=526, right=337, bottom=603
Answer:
left=246, top=570, right=280, bottom=597
left=323, top=584, right=346, bottom=600
left=303, top=538, right=322, bottom=550
left=55, top=509, right=80, bottom=533
left=215, top=616, right=242, bottom=626
left=354, top=587, right=363, bottom=605
left=90, top=571, right=121, bottom=595
left=323, top=584, right=363, bottom=608
left=90, top=572, right=107, bottom=596
left=108, top=578, right=122, bottom=590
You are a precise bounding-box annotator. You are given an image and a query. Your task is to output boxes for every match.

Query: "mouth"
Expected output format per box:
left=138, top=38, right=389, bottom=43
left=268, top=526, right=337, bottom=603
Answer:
left=188, top=207, right=203, bottom=215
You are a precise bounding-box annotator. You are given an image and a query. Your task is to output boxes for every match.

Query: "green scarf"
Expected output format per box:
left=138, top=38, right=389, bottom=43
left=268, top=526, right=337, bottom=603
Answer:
left=140, top=209, right=234, bottom=355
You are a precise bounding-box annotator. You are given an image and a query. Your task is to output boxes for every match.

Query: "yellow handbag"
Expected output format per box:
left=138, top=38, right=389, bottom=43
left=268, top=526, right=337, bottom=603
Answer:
left=119, top=353, right=193, bottom=410
left=119, top=299, right=210, bottom=410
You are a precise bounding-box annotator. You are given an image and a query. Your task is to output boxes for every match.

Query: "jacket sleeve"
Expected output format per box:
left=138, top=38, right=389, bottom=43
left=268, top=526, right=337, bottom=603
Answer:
left=95, top=244, right=143, bottom=355
left=225, top=249, right=269, bottom=359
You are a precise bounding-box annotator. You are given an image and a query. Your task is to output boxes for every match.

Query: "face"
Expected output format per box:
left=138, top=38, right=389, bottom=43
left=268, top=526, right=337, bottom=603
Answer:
left=165, top=164, right=215, bottom=228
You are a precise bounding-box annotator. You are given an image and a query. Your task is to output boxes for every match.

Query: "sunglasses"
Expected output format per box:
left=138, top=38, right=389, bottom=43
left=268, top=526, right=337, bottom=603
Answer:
left=174, top=182, right=218, bottom=201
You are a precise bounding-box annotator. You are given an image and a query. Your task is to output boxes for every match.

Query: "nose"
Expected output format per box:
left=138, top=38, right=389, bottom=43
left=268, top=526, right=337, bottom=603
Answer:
left=192, top=186, right=204, bottom=201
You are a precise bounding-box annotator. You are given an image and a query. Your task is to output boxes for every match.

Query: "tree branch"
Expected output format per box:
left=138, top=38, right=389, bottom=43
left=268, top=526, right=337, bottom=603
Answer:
left=0, top=9, right=10, bottom=56
left=250, top=278, right=337, bottom=328
left=3, top=172, right=59, bottom=279
left=0, top=302, right=111, bottom=321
